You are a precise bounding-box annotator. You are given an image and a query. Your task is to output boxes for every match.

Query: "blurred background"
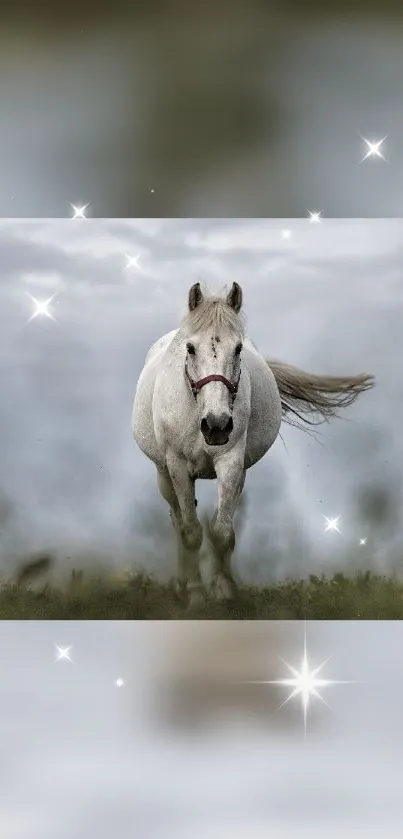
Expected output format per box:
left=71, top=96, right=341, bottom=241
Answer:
left=1, top=618, right=403, bottom=838
left=1, top=0, right=403, bottom=216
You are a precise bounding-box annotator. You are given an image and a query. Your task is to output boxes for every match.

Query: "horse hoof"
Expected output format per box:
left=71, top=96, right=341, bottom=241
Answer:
left=211, top=573, right=235, bottom=602
left=187, top=586, right=206, bottom=611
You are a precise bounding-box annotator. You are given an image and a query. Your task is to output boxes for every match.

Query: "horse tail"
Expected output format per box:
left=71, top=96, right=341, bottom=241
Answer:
left=265, top=359, right=375, bottom=428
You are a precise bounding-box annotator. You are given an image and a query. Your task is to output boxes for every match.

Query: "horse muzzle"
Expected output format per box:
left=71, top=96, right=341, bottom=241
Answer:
left=200, top=413, right=234, bottom=446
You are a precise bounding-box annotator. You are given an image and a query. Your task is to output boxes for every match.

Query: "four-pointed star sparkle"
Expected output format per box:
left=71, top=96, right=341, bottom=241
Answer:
left=308, top=210, right=322, bottom=223
left=26, top=292, right=57, bottom=324
left=360, top=135, right=388, bottom=163
left=323, top=515, right=341, bottom=533
left=125, top=253, right=141, bottom=270
left=54, top=644, right=73, bottom=663
left=245, top=624, right=358, bottom=736
left=70, top=203, right=89, bottom=219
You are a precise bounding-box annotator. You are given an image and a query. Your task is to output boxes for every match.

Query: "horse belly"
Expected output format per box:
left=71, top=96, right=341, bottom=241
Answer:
left=244, top=361, right=282, bottom=469
left=244, top=432, right=272, bottom=469
left=245, top=412, right=280, bottom=468
left=132, top=367, right=163, bottom=467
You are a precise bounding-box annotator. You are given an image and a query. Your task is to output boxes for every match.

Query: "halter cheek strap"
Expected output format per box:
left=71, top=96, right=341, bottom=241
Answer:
left=185, top=360, right=241, bottom=401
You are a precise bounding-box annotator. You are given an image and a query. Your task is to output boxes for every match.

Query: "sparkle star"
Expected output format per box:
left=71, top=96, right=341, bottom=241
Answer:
left=360, top=135, right=388, bottom=163
left=308, top=211, right=322, bottom=223
left=359, top=537, right=367, bottom=546
left=323, top=515, right=341, bottom=533
left=26, top=292, right=57, bottom=324
left=281, top=229, right=292, bottom=240
left=70, top=203, right=89, bottom=219
left=245, top=623, right=358, bottom=736
left=125, top=253, right=141, bottom=270
left=115, top=678, right=125, bottom=688
left=54, top=644, right=73, bottom=663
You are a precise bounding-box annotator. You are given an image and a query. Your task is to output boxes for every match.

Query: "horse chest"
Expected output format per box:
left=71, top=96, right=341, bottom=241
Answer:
left=187, top=451, right=217, bottom=481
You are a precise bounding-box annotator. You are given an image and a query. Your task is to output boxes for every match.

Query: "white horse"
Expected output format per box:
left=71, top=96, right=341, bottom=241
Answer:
left=132, top=282, right=374, bottom=608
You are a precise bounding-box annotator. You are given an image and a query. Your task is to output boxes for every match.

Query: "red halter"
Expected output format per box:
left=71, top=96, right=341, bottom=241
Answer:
left=185, top=360, right=241, bottom=400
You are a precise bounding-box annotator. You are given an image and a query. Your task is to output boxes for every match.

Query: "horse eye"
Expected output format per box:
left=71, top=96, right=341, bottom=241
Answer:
left=186, top=343, right=196, bottom=355
left=235, top=343, right=243, bottom=356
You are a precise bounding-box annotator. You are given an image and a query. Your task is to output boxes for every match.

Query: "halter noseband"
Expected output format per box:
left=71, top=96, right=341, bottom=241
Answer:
left=185, top=359, right=241, bottom=402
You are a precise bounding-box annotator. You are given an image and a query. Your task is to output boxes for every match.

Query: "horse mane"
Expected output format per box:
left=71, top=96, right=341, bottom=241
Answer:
left=182, top=292, right=245, bottom=336
left=266, top=359, right=375, bottom=428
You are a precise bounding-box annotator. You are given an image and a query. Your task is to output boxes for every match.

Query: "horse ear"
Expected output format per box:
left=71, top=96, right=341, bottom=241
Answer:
left=188, top=282, right=203, bottom=311
left=226, top=282, right=243, bottom=313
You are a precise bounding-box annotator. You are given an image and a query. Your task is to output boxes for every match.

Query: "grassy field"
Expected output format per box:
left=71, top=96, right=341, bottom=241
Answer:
left=1, top=561, right=403, bottom=619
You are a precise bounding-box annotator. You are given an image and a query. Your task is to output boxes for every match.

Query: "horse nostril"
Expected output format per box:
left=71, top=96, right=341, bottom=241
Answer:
left=200, top=415, right=233, bottom=436
left=224, top=417, right=233, bottom=434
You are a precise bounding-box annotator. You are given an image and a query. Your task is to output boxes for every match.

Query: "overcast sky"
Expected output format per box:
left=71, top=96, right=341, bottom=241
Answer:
left=2, top=619, right=403, bottom=839
left=1, top=217, right=402, bottom=582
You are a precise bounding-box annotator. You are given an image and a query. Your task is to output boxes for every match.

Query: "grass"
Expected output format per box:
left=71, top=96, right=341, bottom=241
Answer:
left=1, top=562, right=403, bottom=619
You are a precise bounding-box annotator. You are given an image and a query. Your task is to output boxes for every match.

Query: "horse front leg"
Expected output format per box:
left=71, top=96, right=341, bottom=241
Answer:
left=165, top=449, right=205, bottom=608
left=156, top=468, right=186, bottom=596
left=208, top=450, right=246, bottom=601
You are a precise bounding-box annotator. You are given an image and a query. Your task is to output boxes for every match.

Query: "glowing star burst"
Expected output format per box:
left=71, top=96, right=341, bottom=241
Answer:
left=115, top=678, right=125, bottom=688
left=70, top=202, right=89, bottom=219
left=245, top=624, right=358, bottom=736
left=360, top=135, right=388, bottom=163
left=125, top=253, right=141, bottom=270
left=26, top=292, right=57, bottom=324
left=323, top=515, right=341, bottom=533
left=281, top=229, right=292, bottom=240
left=308, top=210, right=322, bottom=223
left=54, top=644, right=73, bottom=663
left=359, top=537, right=367, bottom=546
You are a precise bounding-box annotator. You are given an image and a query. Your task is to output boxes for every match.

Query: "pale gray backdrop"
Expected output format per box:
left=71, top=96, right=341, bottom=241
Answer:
left=0, top=619, right=402, bottom=839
